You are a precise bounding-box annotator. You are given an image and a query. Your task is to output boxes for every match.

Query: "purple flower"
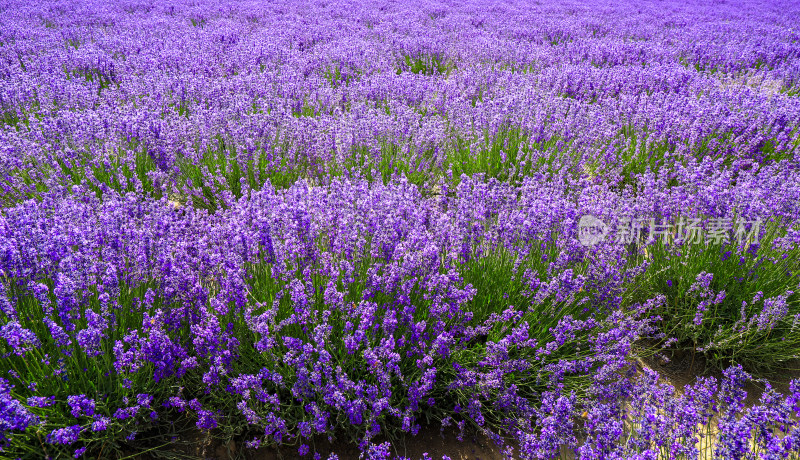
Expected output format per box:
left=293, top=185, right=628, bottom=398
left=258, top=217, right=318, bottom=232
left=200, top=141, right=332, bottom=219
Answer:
left=47, top=425, right=82, bottom=445
left=1, top=379, right=38, bottom=446
left=298, top=444, right=310, bottom=456
left=0, top=322, right=39, bottom=356
left=197, top=409, right=217, bottom=430
left=67, top=394, right=96, bottom=418
left=91, top=417, right=110, bottom=432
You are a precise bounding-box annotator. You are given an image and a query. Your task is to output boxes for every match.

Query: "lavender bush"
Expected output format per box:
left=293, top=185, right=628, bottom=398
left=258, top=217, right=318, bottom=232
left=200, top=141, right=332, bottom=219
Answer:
left=1, top=0, right=800, bottom=458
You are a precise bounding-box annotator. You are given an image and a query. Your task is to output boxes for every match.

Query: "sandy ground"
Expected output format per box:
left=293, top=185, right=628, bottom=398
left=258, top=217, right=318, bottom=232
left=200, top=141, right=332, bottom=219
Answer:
left=639, top=348, right=800, bottom=402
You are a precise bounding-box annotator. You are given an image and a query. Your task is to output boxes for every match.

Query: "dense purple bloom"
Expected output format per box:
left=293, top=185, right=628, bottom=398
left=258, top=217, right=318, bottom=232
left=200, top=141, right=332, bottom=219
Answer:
left=27, top=396, right=55, bottom=408
left=91, top=417, right=110, bottom=432
left=0, top=379, right=38, bottom=448
left=67, top=394, right=96, bottom=418
left=0, top=0, right=799, bottom=457
left=196, top=409, right=218, bottom=430
left=0, top=322, right=39, bottom=356
left=46, top=425, right=82, bottom=445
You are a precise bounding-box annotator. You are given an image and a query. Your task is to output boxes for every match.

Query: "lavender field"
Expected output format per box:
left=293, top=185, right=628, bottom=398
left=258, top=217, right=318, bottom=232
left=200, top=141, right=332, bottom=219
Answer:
left=1, top=0, right=800, bottom=458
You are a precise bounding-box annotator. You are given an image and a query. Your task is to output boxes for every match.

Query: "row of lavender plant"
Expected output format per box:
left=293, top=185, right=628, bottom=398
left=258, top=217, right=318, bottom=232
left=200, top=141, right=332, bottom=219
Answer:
left=0, top=0, right=798, bottom=210
left=0, top=171, right=797, bottom=457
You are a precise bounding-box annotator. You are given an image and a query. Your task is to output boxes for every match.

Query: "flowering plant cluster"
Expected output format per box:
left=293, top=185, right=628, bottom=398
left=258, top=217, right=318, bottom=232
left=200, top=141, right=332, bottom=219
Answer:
left=0, top=0, right=799, bottom=458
